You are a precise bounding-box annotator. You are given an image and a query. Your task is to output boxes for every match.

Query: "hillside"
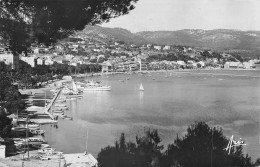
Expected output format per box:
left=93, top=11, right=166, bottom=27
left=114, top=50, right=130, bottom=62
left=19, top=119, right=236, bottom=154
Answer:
left=2, top=25, right=260, bottom=59
left=136, top=29, right=260, bottom=58
left=74, top=26, right=260, bottom=58
left=75, top=25, right=148, bottom=44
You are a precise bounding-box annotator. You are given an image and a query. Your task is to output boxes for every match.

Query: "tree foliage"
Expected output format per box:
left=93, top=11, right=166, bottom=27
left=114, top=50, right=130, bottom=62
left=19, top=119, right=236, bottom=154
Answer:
left=98, top=122, right=254, bottom=167
left=98, top=133, right=135, bottom=167
left=0, top=67, right=24, bottom=114
left=163, top=122, right=252, bottom=167
left=98, top=129, right=163, bottom=167
left=0, top=0, right=139, bottom=54
left=0, top=106, right=12, bottom=138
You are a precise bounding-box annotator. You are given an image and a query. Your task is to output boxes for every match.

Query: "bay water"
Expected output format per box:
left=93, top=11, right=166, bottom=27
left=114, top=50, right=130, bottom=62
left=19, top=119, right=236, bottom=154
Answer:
left=39, top=70, right=260, bottom=160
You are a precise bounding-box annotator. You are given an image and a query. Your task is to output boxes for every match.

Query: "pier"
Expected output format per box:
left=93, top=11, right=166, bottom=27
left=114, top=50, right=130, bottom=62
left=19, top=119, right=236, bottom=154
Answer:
left=43, top=89, right=61, bottom=120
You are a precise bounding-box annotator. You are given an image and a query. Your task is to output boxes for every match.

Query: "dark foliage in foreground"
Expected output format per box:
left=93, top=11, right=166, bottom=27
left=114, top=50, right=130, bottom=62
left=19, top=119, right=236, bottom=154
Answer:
left=0, top=0, right=139, bottom=54
left=98, top=122, right=256, bottom=167
left=98, top=130, right=163, bottom=167
left=0, top=106, right=12, bottom=138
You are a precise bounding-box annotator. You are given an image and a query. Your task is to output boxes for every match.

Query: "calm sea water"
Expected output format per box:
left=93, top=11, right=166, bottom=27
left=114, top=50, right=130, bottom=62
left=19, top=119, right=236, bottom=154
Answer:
left=40, top=70, right=260, bottom=160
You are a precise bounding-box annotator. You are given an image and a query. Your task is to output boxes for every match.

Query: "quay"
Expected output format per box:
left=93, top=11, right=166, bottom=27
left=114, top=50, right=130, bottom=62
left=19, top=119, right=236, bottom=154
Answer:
left=43, top=88, right=61, bottom=120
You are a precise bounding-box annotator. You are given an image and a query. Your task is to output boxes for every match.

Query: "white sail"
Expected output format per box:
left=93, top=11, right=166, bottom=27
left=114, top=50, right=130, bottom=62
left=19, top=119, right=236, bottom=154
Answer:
left=139, top=83, right=144, bottom=91
left=72, top=81, right=78, bottom=92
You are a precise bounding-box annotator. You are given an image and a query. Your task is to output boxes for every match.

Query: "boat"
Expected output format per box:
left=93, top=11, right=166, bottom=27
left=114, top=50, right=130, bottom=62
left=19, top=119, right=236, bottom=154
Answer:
left=28, top=124, right=40, bottom=129
left=19, top=137, right=45, bottom=146
left=75, top=82, right=85, bottom=91
left=30, top=129, right=45, bottom=135
left=53, top=110, right=64, bottom=114
left=38, top=147, right=55, bottom=154
left=55, top=104, right=67, bottom=107
left=41, top=144, right=51, bottom=148
left=72, top=80, right=80, bottom=94
left=55, top=108, right=63, bottom=111
left=56, top=99, right=66, bottom=103
left=84, top=80, right=111, bottom=91
left=68, top=94, right=83, bottom=98
left=53, top=113, right=64, bottom=117
left=59, top=95, right=67, bottom=99
left=66, top=98, right=76, bottom=101
left=62, top=88, right=73, bottom=95
left=56, top=106, right=69, bottom=110
left=139, top=83, right=144, bottom=91
left=63, top=116, right=73, bottom=120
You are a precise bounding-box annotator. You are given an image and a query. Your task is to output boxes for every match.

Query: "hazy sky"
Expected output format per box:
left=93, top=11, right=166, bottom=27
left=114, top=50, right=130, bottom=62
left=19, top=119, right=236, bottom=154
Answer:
left=101, top=0, right=260, bottom=32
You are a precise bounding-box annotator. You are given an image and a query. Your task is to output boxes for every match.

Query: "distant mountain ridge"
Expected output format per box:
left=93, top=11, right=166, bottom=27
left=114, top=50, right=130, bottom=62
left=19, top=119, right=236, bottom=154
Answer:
left=136, top=29, right=260, bottom=50
left=76, top=26, right=260, bottom=58
left=136, top=29, right=260, bottom=58
left=75, top=25, right=148, bottom=44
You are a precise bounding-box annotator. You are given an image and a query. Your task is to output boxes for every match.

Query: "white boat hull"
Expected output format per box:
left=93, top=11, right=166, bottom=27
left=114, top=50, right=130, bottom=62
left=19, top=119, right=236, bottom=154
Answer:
left=84, top=87, right=111, bottom=91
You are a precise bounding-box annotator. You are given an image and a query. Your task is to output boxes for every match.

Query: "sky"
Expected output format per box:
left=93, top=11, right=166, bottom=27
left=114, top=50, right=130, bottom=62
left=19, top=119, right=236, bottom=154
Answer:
left=101, top=0, right=260, bottom=32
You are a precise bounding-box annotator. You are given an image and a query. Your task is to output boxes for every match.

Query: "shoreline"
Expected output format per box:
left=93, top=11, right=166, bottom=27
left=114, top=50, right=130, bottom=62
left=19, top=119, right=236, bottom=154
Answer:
left=0, top=80, right=65, bottom=167
left=73, top=68, right=260, bottom=77
left=73, top=68, right=260, bottom=80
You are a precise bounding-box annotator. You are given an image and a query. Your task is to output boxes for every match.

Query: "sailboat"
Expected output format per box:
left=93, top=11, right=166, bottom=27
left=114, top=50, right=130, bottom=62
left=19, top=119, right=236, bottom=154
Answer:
left=139, top=83, right=144, bottom=91
left=72, top=81, right=79, bottom=95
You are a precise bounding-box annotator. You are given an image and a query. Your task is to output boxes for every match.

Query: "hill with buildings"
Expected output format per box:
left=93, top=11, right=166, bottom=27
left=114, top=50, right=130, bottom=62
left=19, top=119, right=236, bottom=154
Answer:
left=1, top=26, right=260, bottom=59
left=136, top=29, right=260, bottom=59
left=72, top=27, right=260, bottom=59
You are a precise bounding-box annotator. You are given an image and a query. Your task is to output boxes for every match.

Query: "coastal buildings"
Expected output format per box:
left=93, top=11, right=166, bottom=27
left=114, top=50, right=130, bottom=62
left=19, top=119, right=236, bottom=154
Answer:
left=20, top=55, right=38, bottom=67
left=0, top=53, right=19, bottom=69
left=0, top=144, right=5, bottom=158
left=1, top=32, right=259, bottom=72
left=224, top=61, right=256, bottom=69
left=101, top=62, right=112, bottom=72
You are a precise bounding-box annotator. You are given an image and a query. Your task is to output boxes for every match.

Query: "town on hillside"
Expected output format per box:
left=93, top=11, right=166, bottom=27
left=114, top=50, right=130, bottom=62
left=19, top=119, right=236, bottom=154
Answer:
left=0, top=34, right=260, bottom=75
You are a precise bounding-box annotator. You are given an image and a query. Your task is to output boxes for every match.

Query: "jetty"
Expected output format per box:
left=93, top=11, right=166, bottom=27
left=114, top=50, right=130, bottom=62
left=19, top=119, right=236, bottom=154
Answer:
left=43, top=89, right=61, bottom=120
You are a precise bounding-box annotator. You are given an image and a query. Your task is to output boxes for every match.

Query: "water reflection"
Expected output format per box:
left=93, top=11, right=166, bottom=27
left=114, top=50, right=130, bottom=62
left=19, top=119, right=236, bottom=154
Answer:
left=139, top=91, right=144, bottom=105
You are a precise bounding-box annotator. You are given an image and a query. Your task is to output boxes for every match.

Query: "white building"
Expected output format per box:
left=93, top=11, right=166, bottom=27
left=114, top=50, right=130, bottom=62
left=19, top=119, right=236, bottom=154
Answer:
left=243, top=62, right=255, bottom=69
left=177, top=60, right=186, bottom=66
left=0, top=53, right=14, bottom=66
left=198, top=61, right=206, bottom=67
left=65, top=54, right=74, bottom=60
left=101, top=62, right=113, bottom=72
left=224, top=62, right=243, bottom=69
left=163, top=45, right=171, bottom=50
left=0, top=144, right=6, bottom=158
left=0, top=53, right=19, bottom=69
left=154, top=45, right=162, bottom=50
left=20, top=56, right=37, bottom=67
left=45, top=59, right=54, bottom=65
left=37, top=58, right=45, bottom=65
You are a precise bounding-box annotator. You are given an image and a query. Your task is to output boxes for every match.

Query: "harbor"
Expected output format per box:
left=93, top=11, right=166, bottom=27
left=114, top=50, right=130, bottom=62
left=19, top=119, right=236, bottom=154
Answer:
left=1, top=69, right=260, bottom=166
left=40, top=70, right=259, bottom=160
left=0, top=78, right=99, bottom=167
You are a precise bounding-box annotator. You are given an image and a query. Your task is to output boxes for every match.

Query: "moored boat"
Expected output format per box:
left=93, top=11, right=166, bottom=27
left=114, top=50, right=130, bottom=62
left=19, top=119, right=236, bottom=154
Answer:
left=30, top=129, right=45, bottom=135
left=53, top=110, right=64, bottom=114
left=84, top=80, right=111, bottom=91
left=55, top=104, right=67, bottom=107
